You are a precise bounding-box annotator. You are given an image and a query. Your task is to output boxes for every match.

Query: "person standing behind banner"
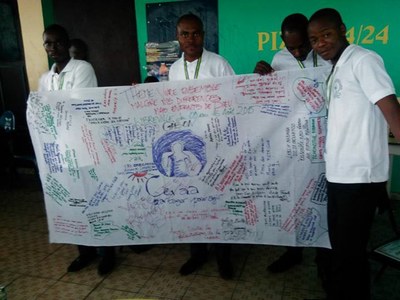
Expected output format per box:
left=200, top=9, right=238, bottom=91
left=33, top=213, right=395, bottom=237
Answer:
left=38, top=24, right=115, bottom=276
left=308, top=8, right=400, bottom=299
left=168, top=13, right=235, bottom=279
left=254, top=13, right=330, bottom=274
left=69, top=38, right=89, bottom=61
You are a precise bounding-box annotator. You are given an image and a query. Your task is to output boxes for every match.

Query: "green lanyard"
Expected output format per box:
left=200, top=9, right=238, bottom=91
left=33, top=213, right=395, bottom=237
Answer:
left=51, top=72, right=65, bottom=90
left=297, top=51, right=318, bottom=69
left=325, top=65, right=336, bottom=108
left=184, top=55, right=202, bottom=80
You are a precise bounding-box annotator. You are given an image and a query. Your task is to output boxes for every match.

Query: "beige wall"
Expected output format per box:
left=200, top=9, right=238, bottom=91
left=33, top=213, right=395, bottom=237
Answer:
left=18, top=0, right=48, bottom=91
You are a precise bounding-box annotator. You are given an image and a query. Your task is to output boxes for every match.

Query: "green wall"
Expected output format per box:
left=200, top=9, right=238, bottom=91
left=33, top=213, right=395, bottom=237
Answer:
left=219, top=1, right=398, bottom=80
left=136, top=0, right=400, bottom=87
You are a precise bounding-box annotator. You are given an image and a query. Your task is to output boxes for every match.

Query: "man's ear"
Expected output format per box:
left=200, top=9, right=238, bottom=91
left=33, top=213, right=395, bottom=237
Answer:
left=340, top=23, right=347, bottom=36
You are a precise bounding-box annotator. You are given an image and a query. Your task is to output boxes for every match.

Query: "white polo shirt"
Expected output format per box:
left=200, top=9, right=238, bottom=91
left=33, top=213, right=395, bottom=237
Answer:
left=325, top=44, right=395, bottom=183
left=38, top=58, right=98, bottom=91
left=168, top=48, right=235, bottom=81
left=271, top=48, right=329, bottom=70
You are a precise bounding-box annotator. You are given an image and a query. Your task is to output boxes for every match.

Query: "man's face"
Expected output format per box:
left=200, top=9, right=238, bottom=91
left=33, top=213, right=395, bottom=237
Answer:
left=308, top=19, right=346, bottom=62
left=43, top=31, right=70, bottom=63
left=282, top=31, right=311, bottom=62
left=176, top=19, right=204, bottom=61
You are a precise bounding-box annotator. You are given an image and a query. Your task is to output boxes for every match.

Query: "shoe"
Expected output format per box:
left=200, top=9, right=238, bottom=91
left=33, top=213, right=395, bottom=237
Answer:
left=267, top=250, right=302, bottom=273
left=97, top=256, right=115, bottom=276
left=179, top=257, right=206, bottom=275
left=67, top=255, right=95, bottom=272
left=217, top=258, right=233, bottom=280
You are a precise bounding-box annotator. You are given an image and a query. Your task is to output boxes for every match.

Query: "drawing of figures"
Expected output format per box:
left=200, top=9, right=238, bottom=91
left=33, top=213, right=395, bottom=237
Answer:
left=153, top=130, right=206, bottom=177
left=161, top=141, right=202, bottom=177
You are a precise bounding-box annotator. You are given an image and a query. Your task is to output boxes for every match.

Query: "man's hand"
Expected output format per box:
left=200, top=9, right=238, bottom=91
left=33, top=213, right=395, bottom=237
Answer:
left=253, top=60, right=274, bottom=75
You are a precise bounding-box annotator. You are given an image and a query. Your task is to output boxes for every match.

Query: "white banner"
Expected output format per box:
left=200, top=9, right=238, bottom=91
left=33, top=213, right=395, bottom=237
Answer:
left=27, top=67, right=331, bottom=248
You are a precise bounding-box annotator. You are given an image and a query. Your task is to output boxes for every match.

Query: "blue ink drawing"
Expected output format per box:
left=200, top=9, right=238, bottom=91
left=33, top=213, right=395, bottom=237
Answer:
left=153, top=130, right=206, bottom=177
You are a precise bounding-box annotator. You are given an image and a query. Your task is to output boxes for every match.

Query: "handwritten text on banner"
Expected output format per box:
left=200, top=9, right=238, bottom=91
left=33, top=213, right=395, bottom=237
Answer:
left=27, top=67, right=331, bottom=248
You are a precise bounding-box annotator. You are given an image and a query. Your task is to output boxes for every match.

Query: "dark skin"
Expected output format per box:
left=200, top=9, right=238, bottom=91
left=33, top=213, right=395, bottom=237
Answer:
left=307, top=18, right=348, bottom=65
left=43, top=31, right=71, bottom=74
left=254, top=30, right=311, bottom=75
left=176, top=18, right=204, bottom=62
left=69, top=45, right=87, bottom=61
left=283, top=30, right=311, bottom=61
left=308, top=18, right=400, bottom=141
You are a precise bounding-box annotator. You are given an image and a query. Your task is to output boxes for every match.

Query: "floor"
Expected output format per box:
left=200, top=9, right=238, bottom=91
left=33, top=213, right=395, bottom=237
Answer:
left=1, top=171, right=400, bottom=300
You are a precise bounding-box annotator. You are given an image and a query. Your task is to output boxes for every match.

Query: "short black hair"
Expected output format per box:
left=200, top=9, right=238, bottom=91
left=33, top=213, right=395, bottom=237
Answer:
left=70, top=38, right=88, bottom=52
left=43, top=24, right=70, bottom=42
left=144, top=75, right=159, bottom=83
left=281, top=13, right=308, bottom=36
left=176, top=13, right=204, bottom=32
left=309, top=8, right=344, bottom=28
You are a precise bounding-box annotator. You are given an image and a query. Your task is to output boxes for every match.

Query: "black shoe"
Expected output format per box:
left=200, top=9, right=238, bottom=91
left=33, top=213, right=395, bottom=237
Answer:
left=67, top=255, right=96, bottom=272
left=97, top=256, right=115, bottom=276
left=217, top=258, right=233, bottom=280
left=267, top=250, right=302, bottom=273
left=179, top=257, right=206, bottom=275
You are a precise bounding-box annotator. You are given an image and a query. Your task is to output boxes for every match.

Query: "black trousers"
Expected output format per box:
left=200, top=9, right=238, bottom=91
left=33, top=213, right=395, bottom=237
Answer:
left=77, top=245, right=115, bottom=259
left=190, top=243, right=231, bottom=262
left=317, top=181, right=387, bottom=300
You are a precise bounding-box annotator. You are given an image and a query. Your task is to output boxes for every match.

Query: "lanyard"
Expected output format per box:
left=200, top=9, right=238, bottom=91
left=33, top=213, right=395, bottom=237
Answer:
left=184, top=55, right=202, bottom=80
left=297, top=51, right=318, bottom=69
left=325, top=65, right=336, bottom=108
left=51, top=72, right=65, bottom=90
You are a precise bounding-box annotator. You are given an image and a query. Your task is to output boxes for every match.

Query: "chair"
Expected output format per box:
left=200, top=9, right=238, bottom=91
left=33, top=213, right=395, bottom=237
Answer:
left=369, top=197, right=400, bottom=281
left=0, top=110, right=39, bottom=186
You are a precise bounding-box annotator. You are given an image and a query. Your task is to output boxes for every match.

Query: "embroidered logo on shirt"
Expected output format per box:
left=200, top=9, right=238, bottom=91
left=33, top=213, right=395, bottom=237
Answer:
left=332, top=79, right=342, bottom=99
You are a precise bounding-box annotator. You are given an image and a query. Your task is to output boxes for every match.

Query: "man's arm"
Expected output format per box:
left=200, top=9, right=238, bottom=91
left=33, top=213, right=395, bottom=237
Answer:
left=376, top=94, right=400, bottom=141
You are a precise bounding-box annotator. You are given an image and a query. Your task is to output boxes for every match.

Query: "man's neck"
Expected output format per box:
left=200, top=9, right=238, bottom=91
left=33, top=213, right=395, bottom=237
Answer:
left=332, top=42, right=349, bottom=66
left=184, top=50, right=203, bottom=63
left=55, top=58, right=70, bottom=74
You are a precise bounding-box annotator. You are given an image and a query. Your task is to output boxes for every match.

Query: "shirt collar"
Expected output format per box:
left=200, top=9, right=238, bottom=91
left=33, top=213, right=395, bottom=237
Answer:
left=50, top=58, right=74, bottom=74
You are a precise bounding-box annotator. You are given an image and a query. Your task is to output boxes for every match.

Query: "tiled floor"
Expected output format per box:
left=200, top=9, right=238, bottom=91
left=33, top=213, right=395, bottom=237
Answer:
left=1, top=172, right=400, bottom=300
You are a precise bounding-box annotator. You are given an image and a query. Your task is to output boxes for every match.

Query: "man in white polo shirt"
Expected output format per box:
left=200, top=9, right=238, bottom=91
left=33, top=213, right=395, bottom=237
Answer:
left=38, top=25, right=97, bottom=91
left=254, top=13, right=330, bottom=274
left=308, top=8, right=400, bottom=299
left=168, top=13, right=235, bottom=279
left=39, top=24, right=115, bottom=276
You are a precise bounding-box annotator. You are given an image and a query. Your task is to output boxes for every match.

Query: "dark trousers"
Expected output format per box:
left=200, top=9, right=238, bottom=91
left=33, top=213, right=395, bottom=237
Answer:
left=190, top=243, right=231, bottom=262
left=317, top=181, right=387, bottom=300
left=285, top=246, right=303, bottom=256
left=78, top=245, right=115, bottom=259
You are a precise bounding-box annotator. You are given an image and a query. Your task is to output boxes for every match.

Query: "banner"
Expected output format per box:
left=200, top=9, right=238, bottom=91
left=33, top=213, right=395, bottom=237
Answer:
left=27, top=67, right=331, bottom=248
